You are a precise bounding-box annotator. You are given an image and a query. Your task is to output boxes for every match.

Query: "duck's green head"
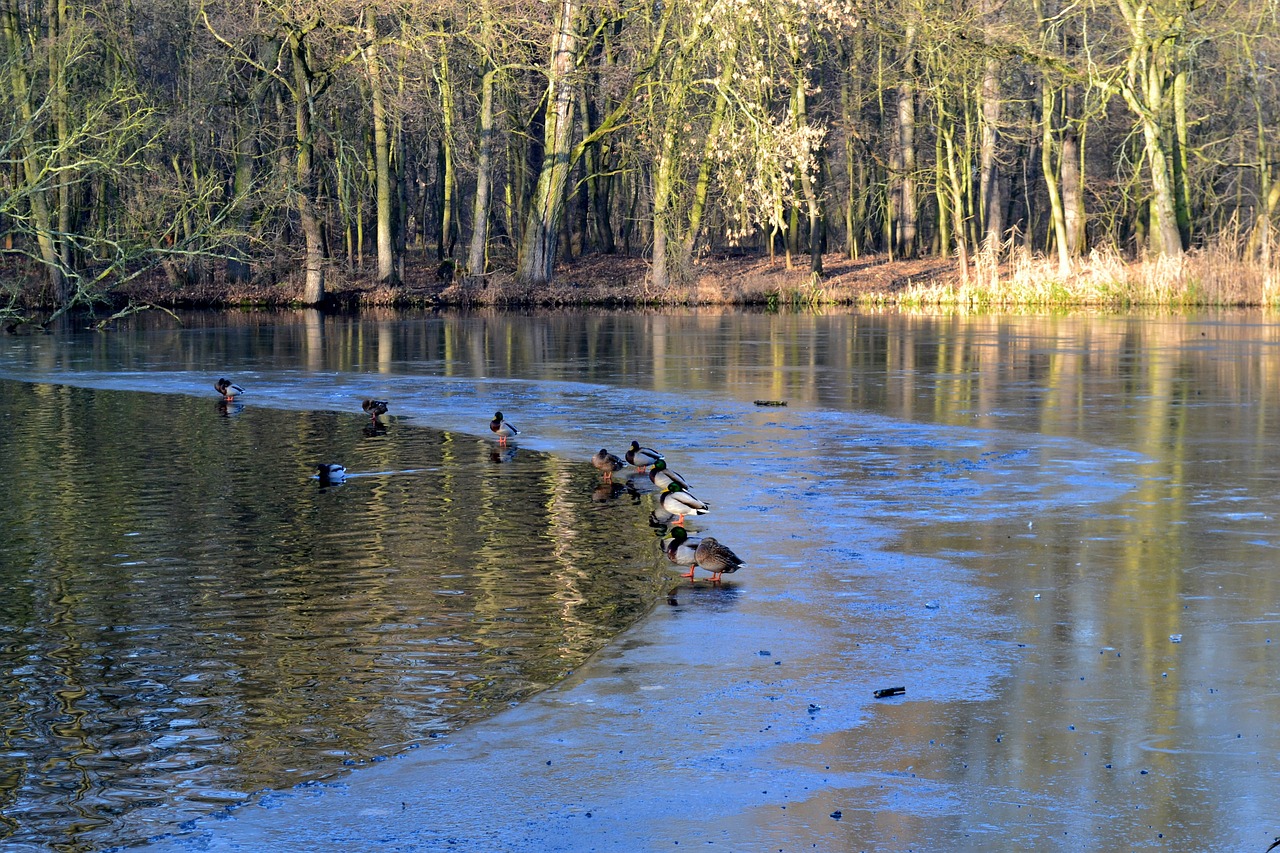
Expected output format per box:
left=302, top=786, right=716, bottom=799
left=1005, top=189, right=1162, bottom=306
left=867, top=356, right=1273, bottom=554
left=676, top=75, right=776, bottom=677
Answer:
left=630, top=440, right=641, bottom=451
left=652, top=458, right=667, bottom=472
left=667, top=526, right=689, bottom=543
left=494, top=411, right=503, bottom=420
left=663, top=482, right=684, bottom=495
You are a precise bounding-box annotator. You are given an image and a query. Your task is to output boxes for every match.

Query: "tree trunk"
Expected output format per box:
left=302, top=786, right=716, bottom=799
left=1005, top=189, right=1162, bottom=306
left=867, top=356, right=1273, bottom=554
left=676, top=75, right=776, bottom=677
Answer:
left=793, top=67, right=822, bottom=275
left=437, top=45, right=458, bottom=261
left=895, top=23, right=918, bottom=259
left=978, top=56, right=1003, bottom=249
left=1041, top=81, right=1072, bottom=276
left=517, top=0, right=579, bottom=288
left=364, top=8, right=397, bottom=284
left=1116, top=0, right=1184, bottom=258
left=1061, top=91, right=1085, bottom=257
left=466, top=66, right=498, bottom=281
left=1172, top=66, right=1192, bottom=249
left=288, top=28, right=326, bottom=305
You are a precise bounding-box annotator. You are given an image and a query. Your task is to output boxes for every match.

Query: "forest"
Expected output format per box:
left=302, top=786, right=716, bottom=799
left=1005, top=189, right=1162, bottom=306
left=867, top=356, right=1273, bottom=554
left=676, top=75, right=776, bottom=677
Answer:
left=2, top=0, right=1278, bottom=312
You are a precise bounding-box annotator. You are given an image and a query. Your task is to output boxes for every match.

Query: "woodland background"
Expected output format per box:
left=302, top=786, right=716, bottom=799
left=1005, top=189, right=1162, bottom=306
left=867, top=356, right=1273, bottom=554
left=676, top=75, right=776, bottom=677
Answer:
left=2, top=0, right=1279, bottom=312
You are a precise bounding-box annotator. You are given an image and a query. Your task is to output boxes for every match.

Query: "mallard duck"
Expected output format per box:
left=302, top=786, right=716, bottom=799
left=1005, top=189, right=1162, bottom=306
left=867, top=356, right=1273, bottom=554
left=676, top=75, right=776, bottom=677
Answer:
left=214, top=378, right=245, bottom=401
left=694, top=536, right=744, bottom=582
left=592, top=448, right=626, bottom=481
left=362, top=399, right=389, bottom=422
left=660, top=525, right=701, bottom=578
left=648, top=458, right=690, bottom=490
left=315, top=463, right=347, bottom=486
left=659, top=482, right=708, bottom=527
left=626, top=440, right=664, bottom=472
left=490, top=411, right=518, bottom=444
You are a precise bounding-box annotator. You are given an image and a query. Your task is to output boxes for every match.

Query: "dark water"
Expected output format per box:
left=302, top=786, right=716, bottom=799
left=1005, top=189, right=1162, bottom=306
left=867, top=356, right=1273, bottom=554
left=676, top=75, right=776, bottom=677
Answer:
left=0, top=379, right=664, bottom=851
left=3, top=308, right=1280, bottom=851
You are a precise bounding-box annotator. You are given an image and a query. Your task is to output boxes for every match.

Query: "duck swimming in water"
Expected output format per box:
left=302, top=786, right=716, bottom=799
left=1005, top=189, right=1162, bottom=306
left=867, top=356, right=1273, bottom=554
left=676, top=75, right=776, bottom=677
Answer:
left=214, top=378, right=245, bottom=401
left=490, top=411, right=518, bottom=444
left=315, top=463, right=347, bottom=486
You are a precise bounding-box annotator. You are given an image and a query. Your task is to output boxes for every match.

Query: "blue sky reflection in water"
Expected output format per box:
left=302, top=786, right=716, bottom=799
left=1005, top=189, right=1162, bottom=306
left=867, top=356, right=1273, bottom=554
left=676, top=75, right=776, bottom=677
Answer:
left=2, top=309, right=1280, bottom=851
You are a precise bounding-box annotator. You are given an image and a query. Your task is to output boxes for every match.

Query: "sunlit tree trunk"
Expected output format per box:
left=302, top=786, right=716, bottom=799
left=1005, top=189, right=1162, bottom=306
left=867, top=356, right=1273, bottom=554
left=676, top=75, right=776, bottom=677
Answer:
left=1061, top=87, right=1085, bottom=257
left=1115, top=0, right=1184, bottom=258
left=364, top=7, right=397, bottom=284
left=518, top=0, right=579, bottom=288
left=287, top=24, right=327, bottom=305
left=895, top=21, right=918, bottom=259
left=1172, top=66, right=1191, bottom=248
left=942, top=122, right=969, bottom=280
left=793, top=63, right=822, bottom=275
left=437, top=43, right=458, bottom=261
left=978, top=64, right=1002, bottom=249
left=466, top=64, right=498, bottom=281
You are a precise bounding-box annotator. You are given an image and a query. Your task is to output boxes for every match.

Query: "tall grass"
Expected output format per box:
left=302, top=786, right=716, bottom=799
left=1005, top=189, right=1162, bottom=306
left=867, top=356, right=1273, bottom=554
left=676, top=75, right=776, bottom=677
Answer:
left=891, top=232, right=1280, bottom=310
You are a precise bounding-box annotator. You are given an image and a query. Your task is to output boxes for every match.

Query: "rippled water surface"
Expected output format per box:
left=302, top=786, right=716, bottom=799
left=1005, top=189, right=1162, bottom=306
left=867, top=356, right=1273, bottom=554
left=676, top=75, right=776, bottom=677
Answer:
left=4, top=308, right=1280, bottom=851
left=0, top=376, right=664, bottom=851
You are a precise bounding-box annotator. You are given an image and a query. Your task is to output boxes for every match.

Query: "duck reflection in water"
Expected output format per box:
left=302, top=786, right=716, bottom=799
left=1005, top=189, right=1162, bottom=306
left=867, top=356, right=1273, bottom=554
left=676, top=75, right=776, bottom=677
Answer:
left=489, top=446, right=517, bottom=464
left=593, top=479, right=641, bottom=504
left=363, top=420, right=389, bottom=437
left=215, top=399, right=244, bottom=417
left=666, top=581, right=742, bottom=610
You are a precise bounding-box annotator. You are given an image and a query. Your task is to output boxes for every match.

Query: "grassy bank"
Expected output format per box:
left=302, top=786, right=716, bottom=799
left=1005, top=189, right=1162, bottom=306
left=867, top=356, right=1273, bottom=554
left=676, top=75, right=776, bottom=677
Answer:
left=5, top=242, right=1280, bottom=322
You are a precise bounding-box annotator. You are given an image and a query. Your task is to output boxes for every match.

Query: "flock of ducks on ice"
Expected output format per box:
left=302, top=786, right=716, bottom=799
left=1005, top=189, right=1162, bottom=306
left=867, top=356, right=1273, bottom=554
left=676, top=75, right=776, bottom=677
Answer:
left=214, top=378, right=744, bottom=584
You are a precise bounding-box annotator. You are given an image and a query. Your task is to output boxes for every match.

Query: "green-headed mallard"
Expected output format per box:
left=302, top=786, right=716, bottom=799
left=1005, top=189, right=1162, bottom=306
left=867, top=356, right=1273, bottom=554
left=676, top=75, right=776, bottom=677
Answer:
left=626, top=441, right=664, bottom=472
left=648, top=457, right=690, bottom=490
left=694, top=536, right=744, bottom=582
left=214, top=378, right=245, bottom=401
left=490, top=411, right=518, bottom=444
left=660, top=525, right=701, bottom=578
left=362, top=399, right=389, bottom=422
left=592, top=448, right=626, bottom=481
left=659, top=482, right=708, bottom=527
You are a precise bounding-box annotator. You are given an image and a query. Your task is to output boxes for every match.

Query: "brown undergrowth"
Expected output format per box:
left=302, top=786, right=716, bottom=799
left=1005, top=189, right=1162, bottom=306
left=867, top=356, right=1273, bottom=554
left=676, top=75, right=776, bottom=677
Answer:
left=5, top=244, right=1278, bottom=314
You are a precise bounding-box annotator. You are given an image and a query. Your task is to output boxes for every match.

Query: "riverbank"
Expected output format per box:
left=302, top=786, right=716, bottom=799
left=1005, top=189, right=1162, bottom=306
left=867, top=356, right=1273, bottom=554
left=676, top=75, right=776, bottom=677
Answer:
left=5, top=244, right=1278, bottom=320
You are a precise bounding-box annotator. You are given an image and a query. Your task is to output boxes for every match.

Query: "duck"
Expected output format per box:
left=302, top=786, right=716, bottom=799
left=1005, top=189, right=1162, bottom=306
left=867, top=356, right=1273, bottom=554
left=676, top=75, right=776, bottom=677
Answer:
left=648, top=458, right=690, bottom=490
left=659, top=482, right=708, bottom=527
left=592, top=448, right=626, bottom=481
left=490, top=411, right=518, bottom=444
left=694, top=536, right=745, bottom=582
left=214, top=378, right=245, bottom=401
left=315, top=463, right=347, bottom=486
left=362, top=399, right=389, bottom=422
left=660, top=526, right=701, bottom=578
left=625, top=441, right=664, bottom=472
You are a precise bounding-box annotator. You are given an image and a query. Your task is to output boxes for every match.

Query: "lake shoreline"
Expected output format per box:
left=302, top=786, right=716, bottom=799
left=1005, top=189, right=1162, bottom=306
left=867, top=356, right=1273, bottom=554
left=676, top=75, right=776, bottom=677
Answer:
left=8, top=246, right=1276, bottom=321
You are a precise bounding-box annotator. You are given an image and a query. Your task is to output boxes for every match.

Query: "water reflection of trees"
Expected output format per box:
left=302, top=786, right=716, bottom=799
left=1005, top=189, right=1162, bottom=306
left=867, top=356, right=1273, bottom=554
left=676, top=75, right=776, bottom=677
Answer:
left=0, top=380, right=665, bottom=850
